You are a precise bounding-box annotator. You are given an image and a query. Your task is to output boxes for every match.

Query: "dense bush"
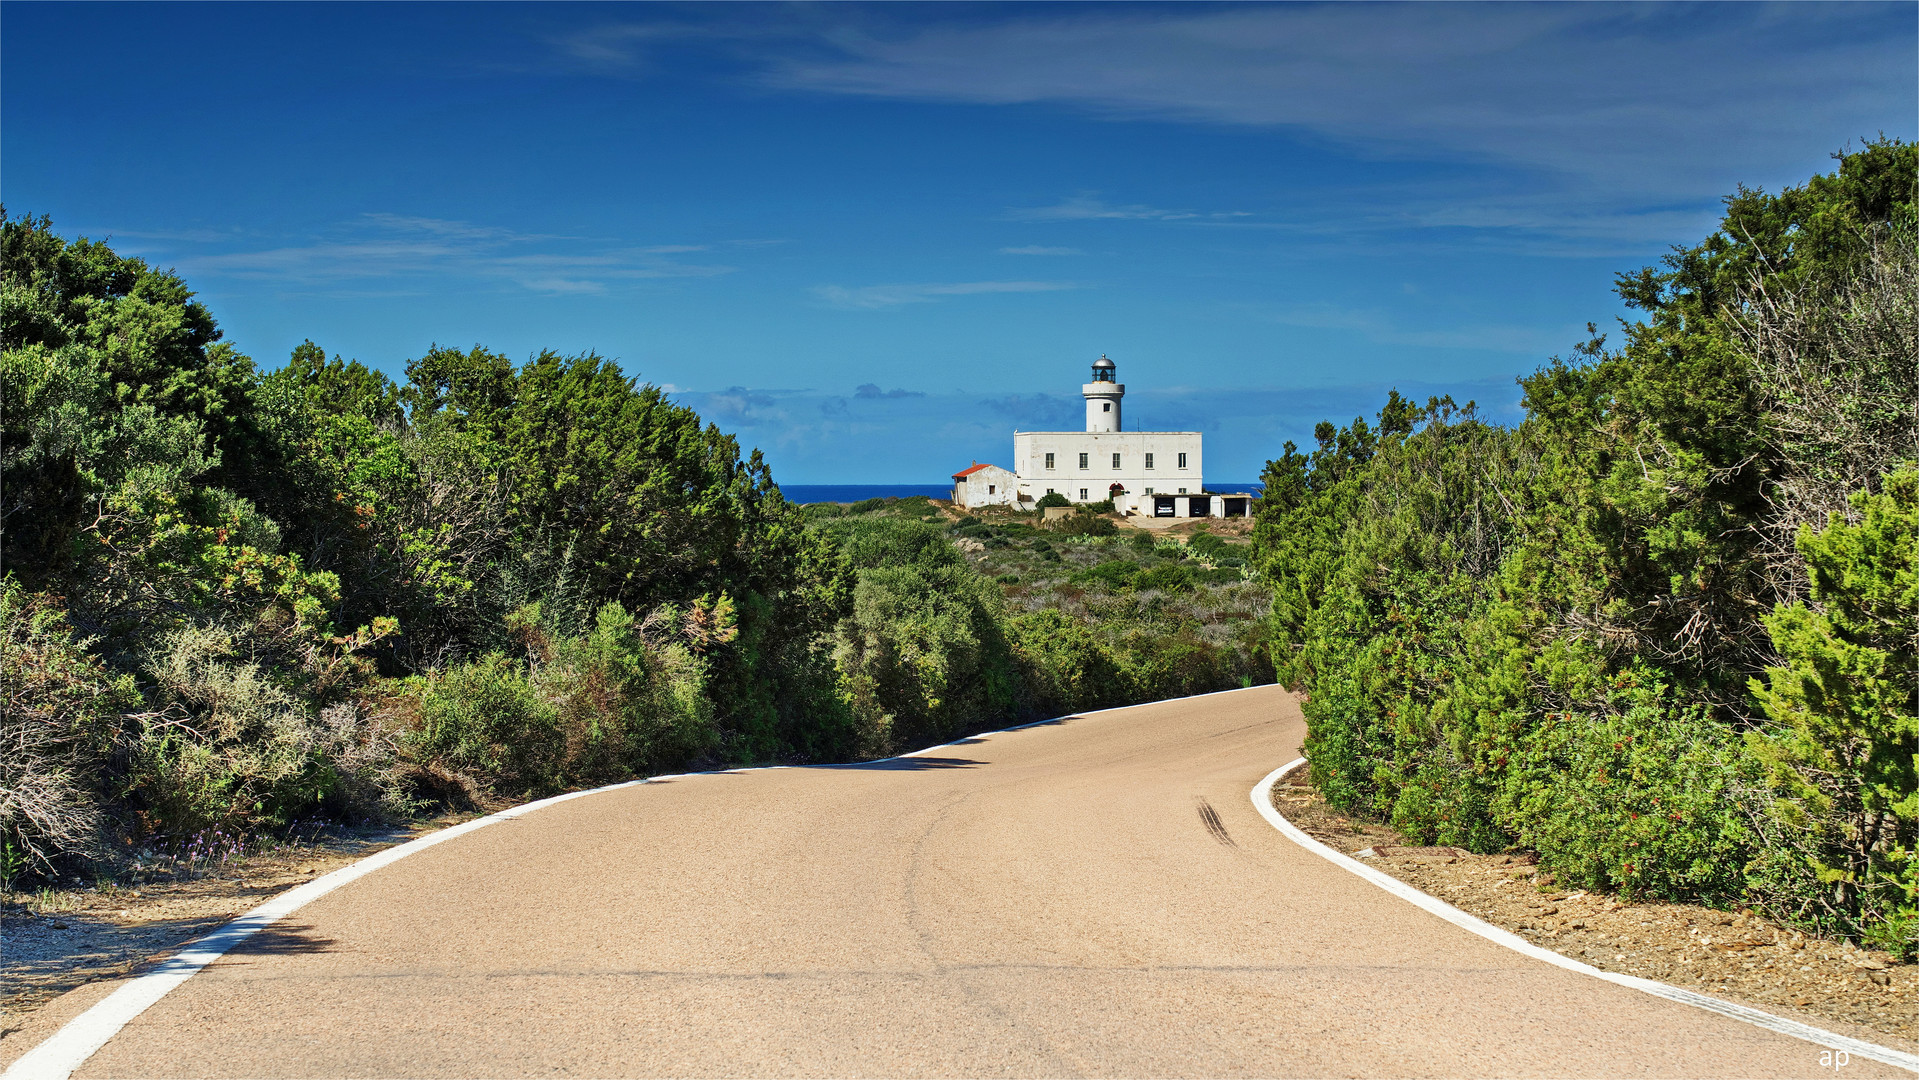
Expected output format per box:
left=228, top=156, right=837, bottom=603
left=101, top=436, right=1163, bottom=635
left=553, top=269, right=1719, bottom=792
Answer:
left=823, top=520, right=1019, bottom=749
left=1749, top=468, right=1919, bottom=952
left=0, top=584, right=125, bottom=876
left=1254, top=141, right=1919, bottom=953
left=0, top=212, right=861, bottom=876
left=0, top=210, right=1277, bottom=883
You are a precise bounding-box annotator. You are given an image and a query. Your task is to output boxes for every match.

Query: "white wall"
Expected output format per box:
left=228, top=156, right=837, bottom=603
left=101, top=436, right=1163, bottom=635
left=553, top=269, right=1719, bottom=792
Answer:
left=1083, top=381, right=1123, bottom=432
left=953, top=464, right=1018, bottom=508
left=1012, top=431, right=1202, bottom=511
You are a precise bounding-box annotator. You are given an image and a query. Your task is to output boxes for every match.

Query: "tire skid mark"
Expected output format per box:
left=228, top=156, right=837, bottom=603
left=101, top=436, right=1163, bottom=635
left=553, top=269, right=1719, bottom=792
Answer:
left=1195, top=797, right=1236, bottom=847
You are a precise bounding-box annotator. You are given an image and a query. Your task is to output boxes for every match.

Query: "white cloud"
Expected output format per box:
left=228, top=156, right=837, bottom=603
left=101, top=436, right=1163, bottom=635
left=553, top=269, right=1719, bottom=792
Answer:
left=744, top=5, right=1912, bottom=244
left=168, top=214, right=735, bottom=293
left=812, top=279, right=1078, bottom=310
left=1004, top=196, right=1239, bottom=222
left=1250, top=301, right=1570, bottom=356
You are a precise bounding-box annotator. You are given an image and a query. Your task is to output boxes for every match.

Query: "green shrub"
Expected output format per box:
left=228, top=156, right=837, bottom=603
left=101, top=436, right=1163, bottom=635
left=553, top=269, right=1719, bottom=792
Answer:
left=1117, top=632, right=1225, bottom=702
left=409, top=652, right=562, bottom=794
left=1750, top=468, right=1919, bottom=955
left=1133, top=564, right=1194, bottom=592
left=1036, top=492, right=1070, bottom=508
left=1009, top=610, right=1125, bottom=715
left=1053, top=514, right=1118, bottom=538
left=838, top=519, right=963, bottom=572
left=1503, top=676, right=1754, bottom=901
left=543, top=601, right=719, bottom=781
left=128, top=624, right=400, bottom=836
left=1076, top=560, right=1139, bottom=590
left=1188, top=532, right=1233, bottom=560
left=834, top=564, right=1018, bottom=749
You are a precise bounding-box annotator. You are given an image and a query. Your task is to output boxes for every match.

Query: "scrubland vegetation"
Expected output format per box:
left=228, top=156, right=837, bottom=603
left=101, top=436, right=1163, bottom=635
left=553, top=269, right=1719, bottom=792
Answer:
left=0, top=216, right=1265, bottom=888
left=1252, top=141, right=1919, bottom=955
left=6, top=141, right=1912, bottom=964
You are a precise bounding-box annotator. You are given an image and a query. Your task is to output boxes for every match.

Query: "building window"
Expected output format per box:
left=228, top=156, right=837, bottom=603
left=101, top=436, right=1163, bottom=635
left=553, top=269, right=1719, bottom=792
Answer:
left=1103, top=402, right=1111, bottom=412
left=1145, top=453, right=1155, bottom=469
left=1044, top=452, right=1055, bottom=469
left=1111, top=452, right=1121, bottom=469
left=1144, top=487, right=1154, bottom=495
left=1178, top=452, right=1188, bottom=468
left=988, top=485, right=995, bottom=494
left=1179, top=487, right=1187, bottom=494
left=1078, top=453, right=1088, bottom=469
left=1046, top=487, right=1054, bottom=494
left=1079, top=489, right=1088, bottom=499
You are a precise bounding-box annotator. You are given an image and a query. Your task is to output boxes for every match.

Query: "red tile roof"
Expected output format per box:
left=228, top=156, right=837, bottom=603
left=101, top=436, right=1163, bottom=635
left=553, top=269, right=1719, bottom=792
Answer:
left=951, top=463, right=1000, bottom=480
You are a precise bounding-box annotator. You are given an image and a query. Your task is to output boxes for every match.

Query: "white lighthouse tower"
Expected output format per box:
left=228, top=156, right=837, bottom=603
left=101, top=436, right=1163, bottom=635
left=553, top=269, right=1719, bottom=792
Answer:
left=969, top=352, right=1247, bottom=518
left=1083, top=355, right=1123, bottom=432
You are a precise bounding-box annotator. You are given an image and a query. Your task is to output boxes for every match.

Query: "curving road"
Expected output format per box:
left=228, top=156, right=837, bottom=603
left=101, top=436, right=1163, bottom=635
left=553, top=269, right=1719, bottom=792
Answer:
left=12, top=686, right=1896, bottom=1077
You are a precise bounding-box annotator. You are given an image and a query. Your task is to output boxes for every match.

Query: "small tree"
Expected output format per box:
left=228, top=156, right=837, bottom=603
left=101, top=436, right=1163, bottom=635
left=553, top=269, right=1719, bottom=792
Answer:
left=1751, top=466, right=1919, bottom=955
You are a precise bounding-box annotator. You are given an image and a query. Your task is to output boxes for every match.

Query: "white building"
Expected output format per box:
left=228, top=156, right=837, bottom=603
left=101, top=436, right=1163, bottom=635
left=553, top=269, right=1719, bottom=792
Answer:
left=1010, top=357, right=1246, bottom=517
left=950, top=462, right=1017, bottom=509
left=947, top=356, right=1252, bottom=518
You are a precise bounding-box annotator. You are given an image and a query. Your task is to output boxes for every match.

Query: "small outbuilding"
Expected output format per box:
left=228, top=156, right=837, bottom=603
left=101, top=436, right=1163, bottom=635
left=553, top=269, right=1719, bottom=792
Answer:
left=951, top=463, right=1018, bottom=509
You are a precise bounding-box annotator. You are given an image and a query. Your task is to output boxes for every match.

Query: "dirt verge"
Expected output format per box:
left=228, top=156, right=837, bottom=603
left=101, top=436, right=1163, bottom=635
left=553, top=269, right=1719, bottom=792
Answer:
left=1270, top=768, right=1918, bottom=1049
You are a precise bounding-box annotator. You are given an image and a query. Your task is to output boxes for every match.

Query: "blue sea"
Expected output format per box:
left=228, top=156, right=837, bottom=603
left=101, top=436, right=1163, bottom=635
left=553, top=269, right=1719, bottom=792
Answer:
left=781, top=483, right=1263, bottom=504
left=781, top=485, right=954, bottom=504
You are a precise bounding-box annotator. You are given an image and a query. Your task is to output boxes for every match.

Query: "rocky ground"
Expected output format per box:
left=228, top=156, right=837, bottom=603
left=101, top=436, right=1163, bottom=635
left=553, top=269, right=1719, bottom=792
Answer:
left=0, top=820, right=457, bottom=1041
left=1271, top=769, right=1919, bottom=1050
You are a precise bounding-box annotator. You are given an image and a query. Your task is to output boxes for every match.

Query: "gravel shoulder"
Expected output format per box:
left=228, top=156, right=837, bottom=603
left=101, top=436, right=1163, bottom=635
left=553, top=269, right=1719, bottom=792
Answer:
left=1271, top=768, right=1919, bottom=1053
left=0, top=819, right=464, bottom=1042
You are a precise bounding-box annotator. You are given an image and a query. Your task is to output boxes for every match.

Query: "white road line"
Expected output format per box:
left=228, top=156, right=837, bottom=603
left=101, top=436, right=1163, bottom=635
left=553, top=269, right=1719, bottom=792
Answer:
left=1252, top=758, right=1919, bottom=1075
left=3, top=684, right=1270, bottom=1080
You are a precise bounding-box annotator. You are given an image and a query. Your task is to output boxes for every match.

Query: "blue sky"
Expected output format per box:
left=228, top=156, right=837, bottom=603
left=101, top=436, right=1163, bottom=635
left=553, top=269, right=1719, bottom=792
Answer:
left=5, top=2, right=1913, bottom=483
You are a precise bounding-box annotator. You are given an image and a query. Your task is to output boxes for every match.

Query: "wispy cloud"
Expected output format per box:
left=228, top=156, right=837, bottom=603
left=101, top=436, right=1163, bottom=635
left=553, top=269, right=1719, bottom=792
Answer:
left=1250, top=301, right=1570, bottom=356
left=546, top=22, right=710, bottom=74
left=812, top=279, right=1077, bottom=310
left=1005, top=195, right=1248, bottom=223
left=738, top=4, right=1912, bottom=246
left=999, top=244, right=1084, bottom=256
left=161, top=214, right=735, bottom=294
left=539, top=7, right=1909, bottom=250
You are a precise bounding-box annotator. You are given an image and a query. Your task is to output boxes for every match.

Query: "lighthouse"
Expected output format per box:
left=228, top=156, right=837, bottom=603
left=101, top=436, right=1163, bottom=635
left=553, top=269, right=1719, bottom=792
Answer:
left=1084, top=354, right=1123, bottom=432
left=953, top=354, right=1249, bottom=518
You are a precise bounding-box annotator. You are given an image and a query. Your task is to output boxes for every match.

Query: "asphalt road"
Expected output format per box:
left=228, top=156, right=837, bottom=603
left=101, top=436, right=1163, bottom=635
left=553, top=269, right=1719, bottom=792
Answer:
left=33, top=686, right=1892, bottom=1076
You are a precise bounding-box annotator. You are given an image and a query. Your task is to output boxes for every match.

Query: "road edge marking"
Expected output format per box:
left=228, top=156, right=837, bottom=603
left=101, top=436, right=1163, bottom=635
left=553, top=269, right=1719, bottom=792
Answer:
left=1251, top=758, right=1919, bottom=1075
left=4, top=682, right=1277, bottom=1080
